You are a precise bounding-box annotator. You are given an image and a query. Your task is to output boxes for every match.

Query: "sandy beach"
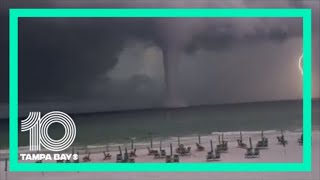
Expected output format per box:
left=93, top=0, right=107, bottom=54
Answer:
left=0, top=130, right=318, bottom=180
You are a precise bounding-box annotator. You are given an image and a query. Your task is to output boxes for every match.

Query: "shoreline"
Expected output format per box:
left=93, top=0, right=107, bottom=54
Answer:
left=1, top=129, right=305, bottom=153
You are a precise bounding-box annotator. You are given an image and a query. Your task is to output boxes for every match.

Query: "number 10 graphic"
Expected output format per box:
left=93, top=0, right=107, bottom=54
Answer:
left=21, top=111, right=77, bottom=152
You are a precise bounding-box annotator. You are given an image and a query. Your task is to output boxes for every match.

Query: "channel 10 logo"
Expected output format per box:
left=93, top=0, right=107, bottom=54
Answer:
left=21, top=111, right=76, bottom=152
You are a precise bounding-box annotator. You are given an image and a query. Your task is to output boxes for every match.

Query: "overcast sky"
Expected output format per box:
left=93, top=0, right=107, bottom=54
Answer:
left=0, top=0, right=319, bottom=117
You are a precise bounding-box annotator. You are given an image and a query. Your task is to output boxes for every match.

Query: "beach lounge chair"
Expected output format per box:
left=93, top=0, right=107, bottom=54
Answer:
left=116, top=154, right=123, bottom=163
left=128, top=147, right=135, bottom=163
left=280, top=136, right=287, bottom=143
left=154, top=151, right=161, bottom=159
left=180, top=147, right=191, bottom=156
left=196, top=143, right=205, bottom=151
left=216, top=144, right=228, bottom=152
left=165, top=155, right=172, bottom=163
left=245, top=148, right=254, bottom=158
left=160, top=149, right=166, bottom=157
left=256, top=138, right=268, bottom=148
left=213, top=149, right=221, bottom=161
left=83, top=153, right=91, bottom=162
left=237, top=139, right=247, bottom=148
left=186, top=147, right=191, bottom=155
left=173, top=154, right=179, bottom=162
left=221, top=134, right=228, bottom=148
left=245, top=148, right=260, bottom=158
left=176, top=144, right=185, bottom=154
left=253, top=148, right=260, bottom=158
left=130, top=148, right=137, bottom=157
left=216, top=135, right=228, bottom=152
left=155, top=150, right=166, bottom=159
left=276, top=136, right=281, bottom=142
left=223, top=141, right=228, bottom=149
left=277, top=136, right=288, bottom=145
left=298, top=134, right=303, bottom=145
left=222, top=140, right=228, bottom=146
left=122, top=149, right=129, bottom=163
left=206, top=151, right=214, bottom=162
left=256, top=131, right=268, bottom=148
left=103, top=151, right=112, bottom=160
left=116, top=146, right=123, bottom=162
left=147, top=147, right=158, bottom=156
left=246, top=137, right=259, bottom=158
left=237, top=131, right=247, bottom=148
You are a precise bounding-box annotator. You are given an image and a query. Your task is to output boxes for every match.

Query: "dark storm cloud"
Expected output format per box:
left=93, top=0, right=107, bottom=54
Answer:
left=16, top=16, right=303, bottom=102
left=184, top=21, right=298, bottom=54
left=0, top=13, right=9, bottom=103
left=18, top=18, right=159, bottom=101
left=0, top=0, right=319, bottom=116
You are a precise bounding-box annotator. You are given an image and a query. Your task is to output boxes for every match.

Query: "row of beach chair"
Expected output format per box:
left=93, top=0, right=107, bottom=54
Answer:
left=116, top=147, right=136, bottom=163
left=176, top=144, right=191, bottom=156
left=165, top=155, right=179, bottom=163
left=206, top=149, right=221, bottom=161
left=154, top=149, right=167, bottom=159
left=216, top=141, right=228, bottom=152
left=245, top=148, right=260, bottom=158
left=256, top=137, right=268, bottom=148
left=34, top=132, right=304, bottom=164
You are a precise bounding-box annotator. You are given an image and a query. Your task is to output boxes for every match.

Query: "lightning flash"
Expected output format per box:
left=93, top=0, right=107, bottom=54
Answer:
left=299, top=54, right=303, bottom=75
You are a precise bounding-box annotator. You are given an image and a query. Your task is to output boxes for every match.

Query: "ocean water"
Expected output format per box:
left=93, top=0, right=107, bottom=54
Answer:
left=0, top=100, right=319, bottom=149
